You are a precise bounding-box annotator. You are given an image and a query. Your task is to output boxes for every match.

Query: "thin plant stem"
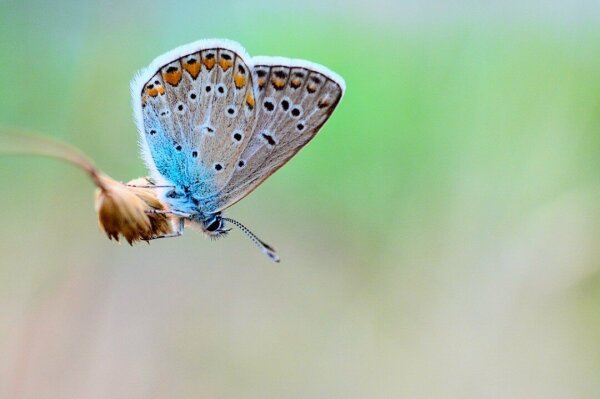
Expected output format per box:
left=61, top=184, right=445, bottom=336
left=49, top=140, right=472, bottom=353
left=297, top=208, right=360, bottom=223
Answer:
left=0, top=128, right=106, bottom=189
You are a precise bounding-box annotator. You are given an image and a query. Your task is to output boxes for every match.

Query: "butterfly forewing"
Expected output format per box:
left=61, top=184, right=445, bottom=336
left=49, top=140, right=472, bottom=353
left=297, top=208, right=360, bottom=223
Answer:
left=134, top=40, right=257, bottom=206
left=207, top=58, right=345, bottom=212
left=196, top=48, right=257, bottom=189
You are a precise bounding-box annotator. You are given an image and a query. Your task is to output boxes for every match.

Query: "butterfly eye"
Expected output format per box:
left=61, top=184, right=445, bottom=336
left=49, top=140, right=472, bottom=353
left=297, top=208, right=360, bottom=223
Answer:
left=205, top=217, right=222, bottom=232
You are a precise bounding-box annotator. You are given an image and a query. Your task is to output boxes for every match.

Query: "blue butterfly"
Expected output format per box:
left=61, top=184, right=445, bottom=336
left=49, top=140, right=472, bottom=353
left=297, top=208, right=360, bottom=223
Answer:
left=131, top=39, right=345, bottom=261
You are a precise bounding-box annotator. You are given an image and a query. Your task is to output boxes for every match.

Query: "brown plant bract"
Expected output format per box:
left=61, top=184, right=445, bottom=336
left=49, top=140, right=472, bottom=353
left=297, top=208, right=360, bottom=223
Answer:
left=94, top=174, right=172, bottom=244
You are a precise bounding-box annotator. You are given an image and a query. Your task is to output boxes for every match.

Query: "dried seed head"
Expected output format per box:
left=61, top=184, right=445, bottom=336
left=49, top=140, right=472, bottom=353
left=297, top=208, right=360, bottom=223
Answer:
left=94, top=174, right=172, bottom=244
left=0, top=132, right=175, bottom=245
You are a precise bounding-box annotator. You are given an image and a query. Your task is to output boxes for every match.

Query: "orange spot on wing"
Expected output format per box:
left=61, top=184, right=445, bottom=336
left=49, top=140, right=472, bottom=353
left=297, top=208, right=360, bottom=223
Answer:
left=147, top=87, right=159, bottom=97
left=202, top=57, right=215, bottom=70
left=272, top=78, right=286, bottom=89
left=290, top=78, right=302, bottom=88
left=245, top=92, right=255, bottom=109
left=307, top=82, right=317, bottom=93
left=219, top=59, right=233, bottom=71
left=163, top=69, right=182, bottom=86
left=183, top=62, right=201, bottom=79
left=318, top=98, right=330, bottom=108
left=234, top=73, right=247, bottom=89
left=257, top=78, right=266, bottom=89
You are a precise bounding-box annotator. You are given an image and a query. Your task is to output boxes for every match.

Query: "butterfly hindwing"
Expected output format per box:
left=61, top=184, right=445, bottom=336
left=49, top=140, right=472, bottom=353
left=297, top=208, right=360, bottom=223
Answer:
left=206, top=57, right=345, bottom=212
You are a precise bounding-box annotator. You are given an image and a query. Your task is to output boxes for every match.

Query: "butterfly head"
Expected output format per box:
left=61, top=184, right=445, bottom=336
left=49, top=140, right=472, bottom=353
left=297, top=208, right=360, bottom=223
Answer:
left=161, top=186, right=228, bottom=238
left=189, top=214, right=280, bottom=262
left=199, top=213, right=230, bottom=238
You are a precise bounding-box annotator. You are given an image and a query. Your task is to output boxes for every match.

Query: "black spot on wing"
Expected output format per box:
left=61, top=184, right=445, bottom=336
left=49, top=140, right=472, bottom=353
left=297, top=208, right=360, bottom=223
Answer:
left=264, top=100, right=274, bottom=112
left=261, top=133, right=276, bottom=146
left=274, top=70, right=287, bottom=79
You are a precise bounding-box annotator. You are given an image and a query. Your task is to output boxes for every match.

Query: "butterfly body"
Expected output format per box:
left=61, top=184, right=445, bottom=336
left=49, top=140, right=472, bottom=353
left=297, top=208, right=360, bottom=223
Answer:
left=130, top=39, right=345, bottom=254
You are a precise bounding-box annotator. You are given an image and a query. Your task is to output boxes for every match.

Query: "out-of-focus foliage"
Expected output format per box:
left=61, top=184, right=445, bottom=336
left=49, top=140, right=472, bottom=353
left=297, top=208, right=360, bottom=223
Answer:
left=0, top=1, right=599, bottom=398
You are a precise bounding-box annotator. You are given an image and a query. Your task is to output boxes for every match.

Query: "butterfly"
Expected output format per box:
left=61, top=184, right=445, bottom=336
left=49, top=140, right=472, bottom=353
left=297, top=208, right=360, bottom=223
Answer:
left=130, top=39, right=345, bottom=261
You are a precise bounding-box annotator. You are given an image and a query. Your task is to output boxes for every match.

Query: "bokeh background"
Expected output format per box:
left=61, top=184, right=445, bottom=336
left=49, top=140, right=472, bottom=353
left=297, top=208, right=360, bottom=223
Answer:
left=1, top=1, right=599, bottom=398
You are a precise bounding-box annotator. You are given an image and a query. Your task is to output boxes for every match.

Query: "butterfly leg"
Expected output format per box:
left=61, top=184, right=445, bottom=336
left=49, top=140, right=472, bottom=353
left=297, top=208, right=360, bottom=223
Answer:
left=147, top=217, right=185, bottom=240
left=127, top=184, right=176, bottom=189
left=145, top=209, right=191, bottom=218
left=126, top=176, right=175, bottom=189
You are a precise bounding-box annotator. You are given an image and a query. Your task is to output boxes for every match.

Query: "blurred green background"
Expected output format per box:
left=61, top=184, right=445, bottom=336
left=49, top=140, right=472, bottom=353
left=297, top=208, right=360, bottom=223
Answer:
left=1, top=0, right=599, bottom=398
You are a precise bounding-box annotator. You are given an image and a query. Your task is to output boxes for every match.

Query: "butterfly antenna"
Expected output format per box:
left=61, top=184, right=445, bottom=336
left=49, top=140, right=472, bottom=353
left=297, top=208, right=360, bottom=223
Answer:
left=222, top=217, right=280, bottom=263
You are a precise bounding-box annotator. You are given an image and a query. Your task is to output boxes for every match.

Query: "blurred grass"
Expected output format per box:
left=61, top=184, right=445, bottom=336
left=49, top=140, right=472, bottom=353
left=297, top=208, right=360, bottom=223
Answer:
left=0, top=1, right=599, bottom=398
